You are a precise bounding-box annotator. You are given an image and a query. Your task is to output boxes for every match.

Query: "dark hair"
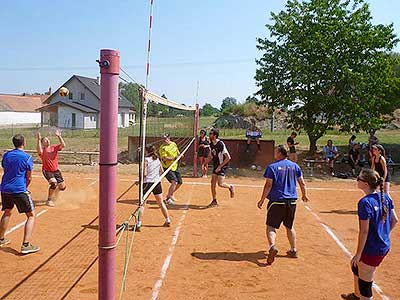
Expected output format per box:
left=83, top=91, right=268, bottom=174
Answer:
left=209, top=128, right=219, bottom=138
left=12, top=134, right=25, bottom=148
left=291, top=131, right=297, bottom=137
left=373, top=144, right=386, bottom=158
left=200, top=129, right=206, bottom=135
left=359, top=168, right=388, bottom=222
left=327, top=139, right=333, bottom=144
left=350, top=135, right=356, bottom=141
left=145, top=145, right=158, bottom=160
left=276, top=145, right=288, bottom=158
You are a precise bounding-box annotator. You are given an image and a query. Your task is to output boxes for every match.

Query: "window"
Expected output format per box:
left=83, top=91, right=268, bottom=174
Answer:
left=80, top=92, right=85, bottom=100
left=90, top=115, right=95, bottom=122
left=69, top=92, right=73, bottom=100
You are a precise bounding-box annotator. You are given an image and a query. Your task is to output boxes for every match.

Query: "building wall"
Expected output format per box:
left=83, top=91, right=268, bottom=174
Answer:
left=51, top=77, right=100, bottom=110
left=58, top=106, right=84, bottom=129
left=84, top=113, right=97, bottom=129
left=118, top=108, right=131, bottom=128
left=0, top=112, right=41, bottom=125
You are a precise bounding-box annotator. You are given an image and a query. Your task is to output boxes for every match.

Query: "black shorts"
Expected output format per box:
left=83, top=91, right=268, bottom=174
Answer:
left=42, top=169, right=64, bottom=184
left=143, top=182, right=162, bottom=196
left=213, top=166, right=227, bottom=176
left=198, top=148, right=210, bottom=158
left=1, top=192, right=35, bottom=213
left=165, top=170, right=183, bottom=185
left=266, top=199, right=297, bottom=229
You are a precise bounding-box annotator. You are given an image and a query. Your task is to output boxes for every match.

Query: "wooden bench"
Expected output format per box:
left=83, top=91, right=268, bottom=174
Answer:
left=303, top=159, right=330, bottom=176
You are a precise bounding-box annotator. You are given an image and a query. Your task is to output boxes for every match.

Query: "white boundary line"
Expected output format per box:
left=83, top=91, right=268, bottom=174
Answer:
left=303, top=204, right=390, bottom=300
left=5, top=209, right=48, bottom=236
left=4, top=179, right=98, bottom=237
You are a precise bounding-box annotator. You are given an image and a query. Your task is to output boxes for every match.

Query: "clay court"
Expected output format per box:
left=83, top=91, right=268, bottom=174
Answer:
left=0, top=170, right=399, bottom=300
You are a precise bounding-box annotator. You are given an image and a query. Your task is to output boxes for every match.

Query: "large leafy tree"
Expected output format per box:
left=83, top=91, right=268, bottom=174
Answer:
left=255, top=0, right=398, bottom=153
left=201, top=103, right=220, bottom=116
left=220, top=97, right=238, bottom=111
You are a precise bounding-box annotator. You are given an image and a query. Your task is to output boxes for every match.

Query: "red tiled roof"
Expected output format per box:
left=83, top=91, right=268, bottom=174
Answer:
left=0, top=94, right=48, bottom=112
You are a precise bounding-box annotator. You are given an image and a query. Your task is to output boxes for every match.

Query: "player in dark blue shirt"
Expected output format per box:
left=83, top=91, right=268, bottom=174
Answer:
left=341, top=168, right=398, bottom=300
left=258, top=145, right=309, bottom=265
left=0, top=134, right=40, bottom=254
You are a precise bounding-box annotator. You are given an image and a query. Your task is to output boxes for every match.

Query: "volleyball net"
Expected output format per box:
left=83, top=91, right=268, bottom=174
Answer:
left=134, top=89, right=199, bottom=204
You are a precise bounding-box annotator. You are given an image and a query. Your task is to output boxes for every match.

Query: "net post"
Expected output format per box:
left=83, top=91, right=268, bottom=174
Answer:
left=193, top=103, right=200, bottom=177
left=98, top=49, right=119, bottom=300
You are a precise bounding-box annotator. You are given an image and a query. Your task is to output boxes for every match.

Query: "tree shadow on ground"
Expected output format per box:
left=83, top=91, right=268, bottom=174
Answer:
left=118, top=199, right=210, bottom=210
left=320, top=209, right=357, bottom=215
left=191, top=251, right=270, bottom=267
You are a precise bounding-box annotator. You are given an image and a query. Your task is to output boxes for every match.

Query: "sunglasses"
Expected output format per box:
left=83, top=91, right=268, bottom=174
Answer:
left=357, top=176, right=367, bottom=182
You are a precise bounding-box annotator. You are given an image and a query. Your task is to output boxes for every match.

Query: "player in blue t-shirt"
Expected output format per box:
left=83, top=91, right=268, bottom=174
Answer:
left=0, top=134, right=40, bottom=254
left=257, top=145, right=309, bottom=265
left=341, top=168, right=398, bottom=300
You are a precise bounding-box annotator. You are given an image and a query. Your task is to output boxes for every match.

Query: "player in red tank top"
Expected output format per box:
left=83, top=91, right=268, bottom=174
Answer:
left=36, top=129, right=66, bottom=207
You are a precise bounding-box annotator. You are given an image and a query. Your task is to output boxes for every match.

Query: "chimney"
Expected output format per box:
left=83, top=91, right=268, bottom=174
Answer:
left=96, top=76, right=100, bottom=85
left=48, top=86, right=52, bottom=95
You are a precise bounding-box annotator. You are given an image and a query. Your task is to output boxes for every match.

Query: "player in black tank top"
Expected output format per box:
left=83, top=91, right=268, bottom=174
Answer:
left=371, top=145, right=391, bottom=195
left=205, top=128, right=235, bottom=207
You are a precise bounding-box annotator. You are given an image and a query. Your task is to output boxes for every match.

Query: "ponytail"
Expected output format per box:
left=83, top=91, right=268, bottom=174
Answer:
left=378, top=177, right=388, bottom=222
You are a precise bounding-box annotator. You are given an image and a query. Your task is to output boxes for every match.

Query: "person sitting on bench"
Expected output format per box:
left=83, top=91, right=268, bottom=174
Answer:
left=246, top=119, right=262, bottom=152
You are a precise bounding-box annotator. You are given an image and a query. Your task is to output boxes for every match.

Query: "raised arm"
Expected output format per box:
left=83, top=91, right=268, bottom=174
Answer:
left=55, top=130, right=66, bottom=150
left=36, top=132, right=43, bottom=156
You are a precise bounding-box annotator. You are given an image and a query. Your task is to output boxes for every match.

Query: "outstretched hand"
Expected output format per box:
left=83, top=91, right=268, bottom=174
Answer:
left=55, top=129, right=62, bottom=137
left=36, top=131, right=41, bottom=141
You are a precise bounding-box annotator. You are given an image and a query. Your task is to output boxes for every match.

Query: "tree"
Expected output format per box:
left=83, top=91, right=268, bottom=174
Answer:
left=119, top=82, right=141, bottom=113
left=201, top=103, right=220, bottom=116
left=220, top=97, right=237, bottom=111
left=255, top=0, right=399, bottom=153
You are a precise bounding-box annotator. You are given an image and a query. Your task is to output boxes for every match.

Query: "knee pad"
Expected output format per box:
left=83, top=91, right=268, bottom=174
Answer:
left=358, top=278, right=373, bottom=298
left=351, top=264, right=359, bottom=277
left=49, top=182, right=57, bottom=190
left=59, top=185, right=66, bottom=191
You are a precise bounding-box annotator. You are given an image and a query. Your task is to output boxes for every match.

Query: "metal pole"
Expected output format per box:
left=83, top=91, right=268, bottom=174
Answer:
left=98, top=49, right=120, bottom=300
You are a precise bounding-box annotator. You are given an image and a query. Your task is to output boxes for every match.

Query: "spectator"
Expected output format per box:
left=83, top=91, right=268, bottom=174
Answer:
left=246, top=119, right=262, bottom=152
left=323, top=139, right=339, bottom=176
left=287, top=132, right=299, bottom=162
left=348, top=135, right=357, bottom=149
left=367, top=129, right=379, bottom=164
left=348, top=143, right=363, bottom=176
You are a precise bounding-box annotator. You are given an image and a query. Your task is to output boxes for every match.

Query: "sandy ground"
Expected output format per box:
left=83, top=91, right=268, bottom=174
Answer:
left=0, top=171, right=399, bottom=300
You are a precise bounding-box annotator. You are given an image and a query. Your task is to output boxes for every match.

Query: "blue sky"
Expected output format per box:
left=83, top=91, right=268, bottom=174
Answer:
left=0, top=0, right=399, bottom=109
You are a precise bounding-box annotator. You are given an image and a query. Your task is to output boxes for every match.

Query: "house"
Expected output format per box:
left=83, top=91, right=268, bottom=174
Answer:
left=0, top=93, right=48, bottom=126
left=37, top=75, right=135, bottom=129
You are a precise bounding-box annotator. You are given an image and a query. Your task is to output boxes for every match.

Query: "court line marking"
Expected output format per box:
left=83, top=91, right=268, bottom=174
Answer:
left=151, top=185, right=193, bottom=300
left=5, top=209, right=48, bottom=236
left=304, top=204, right=390, bottom=300
left=4, top=179, right=98, bottom=237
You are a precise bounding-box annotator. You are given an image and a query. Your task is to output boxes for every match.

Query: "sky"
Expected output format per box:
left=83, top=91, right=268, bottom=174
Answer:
left=0, top=0, right=399, bottom=109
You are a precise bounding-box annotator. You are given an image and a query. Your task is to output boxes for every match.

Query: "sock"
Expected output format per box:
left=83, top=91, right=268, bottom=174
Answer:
left=166, top=218, right=171, bottom=223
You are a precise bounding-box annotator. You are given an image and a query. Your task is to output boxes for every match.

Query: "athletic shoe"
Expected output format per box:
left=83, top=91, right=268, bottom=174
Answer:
left=46, top=200, right=55, bottom=207
left=229, top=185, right=235, bottom=198
left=165, top=198, right=175, bottom=205
left=163, top=220, right=171, bottom=227
left=0, top=238, right=10, bottom=247
left=132, top=223, right=141, bottom=232
left=267, top=245, right=278, bottom=265
left=21, top=243, right=40, bottom=254
left=340, top=293, right=360, bottom=300
left=207, top=199, right=218, bottom=208
left=286, top=249, right=298, bottom=258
